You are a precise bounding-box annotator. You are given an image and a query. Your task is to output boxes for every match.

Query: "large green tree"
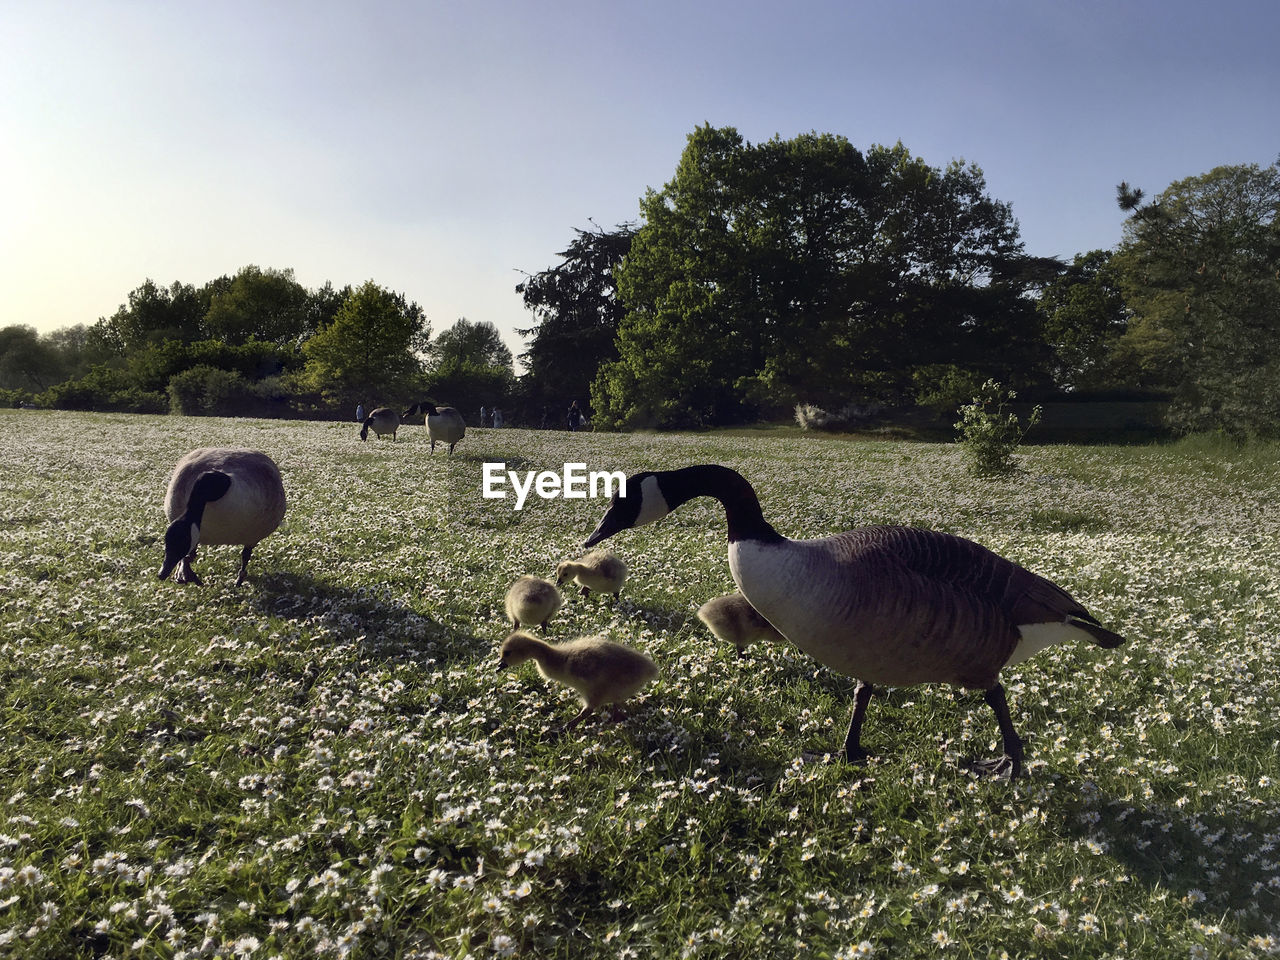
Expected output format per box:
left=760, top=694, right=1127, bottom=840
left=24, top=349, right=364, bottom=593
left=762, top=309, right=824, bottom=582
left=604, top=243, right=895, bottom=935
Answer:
left=429, top=318, right=513, bottom=371
left=420, top=318, right=515, bottom=418
left=517, top=223, right=635, bottom=415
left=593, top=126, right=1047, bottom=429
left=91, top=279, right=207, bottom=355
left=1115, top=161, right=1280, bottom=436
left=1036, top=250, right=1131, bottom=391
left=300, top=281, right=429, bottom=405
left=203, top=266, right=313, bottom=346
left=0, top=325, right=64, bottom=391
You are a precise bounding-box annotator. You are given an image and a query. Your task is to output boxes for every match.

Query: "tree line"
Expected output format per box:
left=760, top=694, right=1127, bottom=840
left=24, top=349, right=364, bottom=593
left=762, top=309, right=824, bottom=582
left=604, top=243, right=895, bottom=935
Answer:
left=5, top=126, right=1278, bottom=437
left=520, top=128, right=1278, bottom=438
left=0, top=268, right=514, bottom=421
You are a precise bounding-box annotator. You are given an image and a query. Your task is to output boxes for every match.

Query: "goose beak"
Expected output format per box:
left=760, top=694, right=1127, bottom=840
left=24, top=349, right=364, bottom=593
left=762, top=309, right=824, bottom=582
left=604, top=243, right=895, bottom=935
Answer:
left=496, top=660, right=508, bottom=671
left=583, top=511, right=624, bottom=549
left=157, top=561, right=175, bottom=581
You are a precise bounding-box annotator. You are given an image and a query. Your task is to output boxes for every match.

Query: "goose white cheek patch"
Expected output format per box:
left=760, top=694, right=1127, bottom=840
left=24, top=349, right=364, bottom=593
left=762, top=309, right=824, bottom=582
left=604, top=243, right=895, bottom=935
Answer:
left=632, top=475, right=670, bottom=527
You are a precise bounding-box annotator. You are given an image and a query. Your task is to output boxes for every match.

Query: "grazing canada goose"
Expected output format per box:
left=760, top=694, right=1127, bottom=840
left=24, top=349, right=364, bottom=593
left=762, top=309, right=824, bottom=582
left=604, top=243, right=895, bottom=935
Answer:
left=505, top=575, right=562, bottom=630
left=584, top=465, right=1126, bottom=778
left=497, top=630, right=658, bottom=733
left=359, top=407, right=401, bottom=441
left=698, top=592, right=786, bottom=656
left=402, top=401, right=466, bottom=454
left=555, top=549, right=627, bottom=599
left=158, top=448, right=287, bottom=586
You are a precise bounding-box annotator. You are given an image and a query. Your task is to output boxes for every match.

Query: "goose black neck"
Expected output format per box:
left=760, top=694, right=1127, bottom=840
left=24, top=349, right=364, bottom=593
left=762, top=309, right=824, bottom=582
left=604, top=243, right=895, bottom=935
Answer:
left=659, top=465, right=783, bottom=544
left=184, top=471, right=231, bottom=525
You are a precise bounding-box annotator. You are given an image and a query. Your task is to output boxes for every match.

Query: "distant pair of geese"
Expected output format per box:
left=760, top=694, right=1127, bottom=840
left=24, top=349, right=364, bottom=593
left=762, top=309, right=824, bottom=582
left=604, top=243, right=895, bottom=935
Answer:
left=159, top=449, right=1125, bottom=778
left=360, top=402, right=465, bottom=453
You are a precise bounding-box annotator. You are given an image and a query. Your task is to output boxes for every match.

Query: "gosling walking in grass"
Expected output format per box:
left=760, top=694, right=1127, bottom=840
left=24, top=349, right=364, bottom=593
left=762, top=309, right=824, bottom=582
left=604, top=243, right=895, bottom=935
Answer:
left=504, top=575, right=562, bottom=630
left=497, top=631, right=658, bottom=734
left=555, top=549, right=627, bottom=599
left=697, top=592, right=785, bottom=656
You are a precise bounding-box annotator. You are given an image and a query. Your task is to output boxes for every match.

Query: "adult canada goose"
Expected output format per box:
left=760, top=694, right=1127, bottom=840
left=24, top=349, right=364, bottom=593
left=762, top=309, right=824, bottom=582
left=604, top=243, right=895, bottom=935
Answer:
left=498, top=630, right=658, bottom=733
left=505, top=575, right=562, bottom=630
left=402, top=401, right=466, bottom=454
left=698, top=592, right=786, bottom=656
left=555, top=549, right=627, bottom=599
left=584, top=465, right=1126, bottom=778
left=158, top=448, right=287, bottom=586
left=359, top=407, right=400, bottom=441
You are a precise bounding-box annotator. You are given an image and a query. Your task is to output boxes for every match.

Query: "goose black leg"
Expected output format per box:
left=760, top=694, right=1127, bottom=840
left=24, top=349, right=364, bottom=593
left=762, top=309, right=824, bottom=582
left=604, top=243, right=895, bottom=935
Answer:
left=969, top=682, right=1024, bottom=779
left=235, top=545, right=254, bottom=586
left=841, top=680, right=875, bottom=763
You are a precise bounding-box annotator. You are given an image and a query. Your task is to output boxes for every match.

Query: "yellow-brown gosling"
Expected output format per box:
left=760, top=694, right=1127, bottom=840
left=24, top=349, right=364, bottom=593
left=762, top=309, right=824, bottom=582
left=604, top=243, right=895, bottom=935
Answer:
left=497, top=630, right=658, bottom=733
left=555, top=549, right=627, bottom=599
left=697, top=592, right=785, bottom=656
left=504, top=575, right=562, bottom=630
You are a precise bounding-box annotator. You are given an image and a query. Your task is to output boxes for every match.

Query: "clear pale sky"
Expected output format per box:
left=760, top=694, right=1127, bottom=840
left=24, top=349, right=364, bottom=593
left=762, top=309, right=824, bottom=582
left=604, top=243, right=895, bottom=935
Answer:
left=3, top=0, right=1277, bottom=357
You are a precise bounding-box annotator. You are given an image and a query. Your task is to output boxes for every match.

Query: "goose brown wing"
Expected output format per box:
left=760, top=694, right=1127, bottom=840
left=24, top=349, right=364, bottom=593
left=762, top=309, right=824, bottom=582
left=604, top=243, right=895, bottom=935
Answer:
left=844, top=527, right=1091, bottom=624
left=820, top=527, right=1088, bottom=687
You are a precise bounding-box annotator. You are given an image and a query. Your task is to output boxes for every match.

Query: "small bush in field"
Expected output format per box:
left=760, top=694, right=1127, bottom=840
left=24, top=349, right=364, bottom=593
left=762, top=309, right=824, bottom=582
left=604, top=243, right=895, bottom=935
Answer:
left=795, top=403, right=833, bottom=430
left=955, top=379, right=1042, bottom=476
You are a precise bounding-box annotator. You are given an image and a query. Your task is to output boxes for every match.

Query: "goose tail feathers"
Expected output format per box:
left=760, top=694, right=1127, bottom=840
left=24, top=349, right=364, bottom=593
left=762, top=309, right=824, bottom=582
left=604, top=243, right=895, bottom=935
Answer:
left=1066, top=614, right=1126, bottom=649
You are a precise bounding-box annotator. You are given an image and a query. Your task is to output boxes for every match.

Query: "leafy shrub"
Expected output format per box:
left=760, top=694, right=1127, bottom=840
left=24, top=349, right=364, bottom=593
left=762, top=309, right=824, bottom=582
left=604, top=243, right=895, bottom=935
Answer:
left=0, top=388, right=37, bottom=409
left=954, top=379, right=1042, bottom=476
left=39, top=366, right=166, bottom=413
left=168, top=366, right=295, bottom=417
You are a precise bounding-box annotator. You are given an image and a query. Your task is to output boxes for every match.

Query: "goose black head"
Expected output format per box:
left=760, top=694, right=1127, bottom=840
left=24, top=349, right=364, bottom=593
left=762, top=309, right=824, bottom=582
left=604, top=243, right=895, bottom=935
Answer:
left=157, top=471, right=230, bottom=581
left=158, top=518, right=199, bottom=580
left=583, top=471, right=670, bottom=548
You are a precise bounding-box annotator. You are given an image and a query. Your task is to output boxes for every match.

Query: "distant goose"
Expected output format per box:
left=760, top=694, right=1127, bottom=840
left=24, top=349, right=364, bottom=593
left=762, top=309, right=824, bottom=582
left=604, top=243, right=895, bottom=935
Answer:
left=584, top=464, right=1126, bottom=778
left=360, top=407, right=400, bottom=441
left=505, top=575, right=562, bottom=630
left=403, top=401, right=466, bottom=454
left=158, top=448, right=287, bottom=586
left=697, top=592, right=786, bottom=656
left=555, top=549, right=627, bottom=599
left=498, top=630, right=658, bottom=733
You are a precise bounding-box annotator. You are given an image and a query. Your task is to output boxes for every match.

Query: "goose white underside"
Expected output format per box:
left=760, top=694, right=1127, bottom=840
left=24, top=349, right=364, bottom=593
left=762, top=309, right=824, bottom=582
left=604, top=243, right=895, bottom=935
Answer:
left=1007, top=621, right=1093, bottom=666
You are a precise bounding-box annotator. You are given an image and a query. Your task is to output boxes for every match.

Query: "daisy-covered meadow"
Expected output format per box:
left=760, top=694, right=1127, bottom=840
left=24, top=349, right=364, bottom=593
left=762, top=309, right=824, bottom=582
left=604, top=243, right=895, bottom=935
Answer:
left=1, top=410, right=1277, bottom=959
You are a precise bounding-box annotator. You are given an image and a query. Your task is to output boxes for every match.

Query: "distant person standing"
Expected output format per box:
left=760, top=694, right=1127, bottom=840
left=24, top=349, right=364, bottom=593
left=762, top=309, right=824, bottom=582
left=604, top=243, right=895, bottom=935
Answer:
left=479, top=406, right=487, bottom=428
left=356, top=403, right=365, bottom=423
left=567, top=400, right=582, bottom=432
left=493, top=407, right=504, bottom=428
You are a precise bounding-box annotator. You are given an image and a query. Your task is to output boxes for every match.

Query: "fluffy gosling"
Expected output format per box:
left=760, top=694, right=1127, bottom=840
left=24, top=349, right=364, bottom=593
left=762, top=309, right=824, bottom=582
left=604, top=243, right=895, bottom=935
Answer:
left=504, top=575, right=562, bottom=630
left=498, top=631, right=657, bottom=733
left=697, top=592, right=785, bottom=656
left=555, top=549, right=627, bottom=599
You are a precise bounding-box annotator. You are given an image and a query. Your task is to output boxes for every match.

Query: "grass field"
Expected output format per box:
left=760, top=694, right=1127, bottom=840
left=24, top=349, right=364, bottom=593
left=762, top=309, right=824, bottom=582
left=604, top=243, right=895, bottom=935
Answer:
left=1, top=410, right=1277, bottom=959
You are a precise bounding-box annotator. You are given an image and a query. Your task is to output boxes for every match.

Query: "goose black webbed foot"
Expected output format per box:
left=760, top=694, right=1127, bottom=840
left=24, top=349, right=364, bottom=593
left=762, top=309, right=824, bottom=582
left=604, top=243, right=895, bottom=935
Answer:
left=175, top=565, right=203, bottom=586
left=966, top=754, right=1023, bottom=780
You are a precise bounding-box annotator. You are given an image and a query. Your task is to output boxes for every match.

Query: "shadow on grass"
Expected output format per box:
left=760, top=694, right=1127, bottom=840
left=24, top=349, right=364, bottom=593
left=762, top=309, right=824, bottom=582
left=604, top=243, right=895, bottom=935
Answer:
left=1052, top=782, right=1278, bottom=923
left=248, top=569, right=485, bottom=667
